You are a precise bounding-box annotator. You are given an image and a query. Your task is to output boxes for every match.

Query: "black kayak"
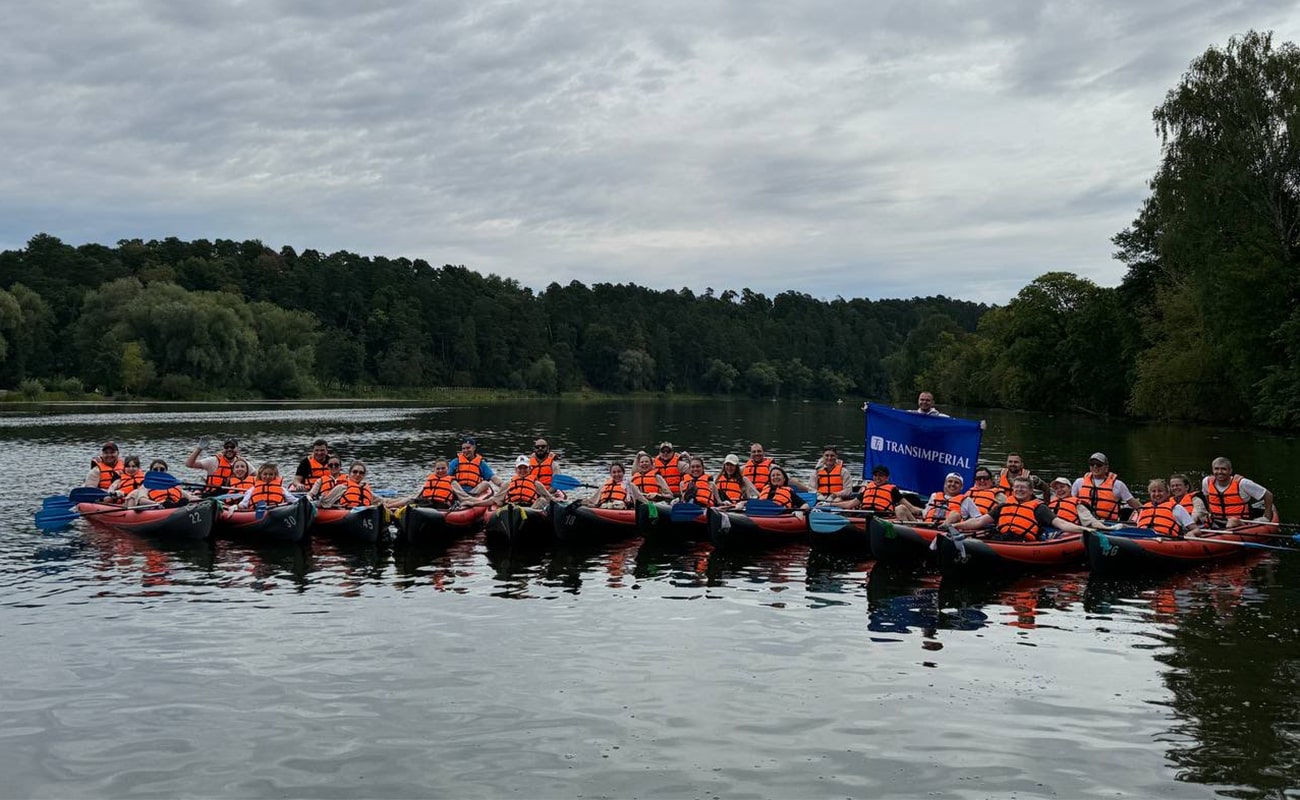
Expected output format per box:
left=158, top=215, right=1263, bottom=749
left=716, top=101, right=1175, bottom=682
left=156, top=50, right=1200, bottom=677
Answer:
left=868, top=517, right=940, bottom=564
left=484, top=503, right=553, bottom=547
left=215, top=496, right=315, bottom=543
left=552, top=500, right=640, bottom=544
left=396, top=504, right=487, bottom=547
left=312, top=505, right=389, bottom=544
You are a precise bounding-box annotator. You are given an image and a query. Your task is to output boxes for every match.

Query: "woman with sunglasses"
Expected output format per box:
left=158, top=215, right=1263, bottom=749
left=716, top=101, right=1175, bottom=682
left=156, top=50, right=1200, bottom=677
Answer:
left=308, top=458, right=348, bottom=501
left=947, top=468, right=1006, bottom=524
left=324, top=461, right=374, bottom=509
left=126, top=460, right=200, bottom=508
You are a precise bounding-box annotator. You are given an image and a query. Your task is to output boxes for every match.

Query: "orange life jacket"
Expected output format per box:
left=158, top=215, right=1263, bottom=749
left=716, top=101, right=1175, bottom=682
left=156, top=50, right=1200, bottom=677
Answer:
left=117, top=470, right=144, bottom=495
left=925, top=491, right=965, bottom=523
left=655, top=454, right=682, bottom=493
left=227, top=475, right=254, bottom=493
left=762, top=485, right=796, bottom=508
left=1077, top=473, right=1122, bottom=521
left=860, top=482, right=897, bottom=515
left=419, top=473, right=457, bottom=507
left=338, top=478, right=373, bottom=509
left=455, top=454, right=485, bottom=489
left=816, top=465, right=844, bottom=496
left=92, top=457, right=120, bottom=490
left=1174, top=492, right=1199, bottom=516
left=528, top=453, right=556, bottom=488
left=1137, top=499, right=1180, bottom=537
left=1048, top=495, right=1081, bottom=525
left=304, top=455, right=330, bottom=485
left=1205, top=478, right=1250, bottom=519
left=715, top=472, right=744, bottom=503
left=996, top=498, right=1043, bottom=541
left=743, top=458, right=772, bottom=492
left=597, top=480, right=629, bottom=507
left=632, top=469, right=662, bottom=497
left=206, top=453, right=234, bottom=489
left=250, top=481, right=289, bottom=507
left=506, top=475, right=538, bottom=505
left=147, top=486, right=183, bottom=505
left=684, top=474, right=713, bottom=507
left=318, top=471, right=346, bottom=494
left=966, top=488, right=1001, bottom=515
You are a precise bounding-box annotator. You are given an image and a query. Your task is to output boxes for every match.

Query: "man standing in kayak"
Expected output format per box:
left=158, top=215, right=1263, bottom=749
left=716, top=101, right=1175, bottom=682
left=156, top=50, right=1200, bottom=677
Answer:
left=1201, top=457, right=1274, bottom=528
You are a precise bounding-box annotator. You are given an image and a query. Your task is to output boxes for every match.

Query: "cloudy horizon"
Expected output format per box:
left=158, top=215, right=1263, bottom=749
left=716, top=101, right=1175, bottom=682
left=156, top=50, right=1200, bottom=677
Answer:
left=3, top=1, right=1297, bottom=304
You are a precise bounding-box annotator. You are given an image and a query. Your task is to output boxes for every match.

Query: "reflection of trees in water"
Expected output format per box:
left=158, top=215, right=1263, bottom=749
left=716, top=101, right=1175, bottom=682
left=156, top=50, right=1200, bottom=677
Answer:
left=1146, top=560, right=1299, bottom=796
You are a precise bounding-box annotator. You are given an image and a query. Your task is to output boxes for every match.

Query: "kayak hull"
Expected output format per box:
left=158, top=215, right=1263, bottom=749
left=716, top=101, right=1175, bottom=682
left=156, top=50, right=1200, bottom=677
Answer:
left=708, top=507, right=809, bottom=550
left=809, top=513, right=872, bottom=553
left=641, top=502, right=710, bottom=541
left=484, top=503, right=552, bottom=547
left=552, top=500, right=639, bottom=544
left=313, top=505, right=388, bottom=544
left=937, top=531, right=1085, bottom=578
left=1084, top=521, right=1280, bottom=577
left=76, top=500, right=216, bottom=541
left=216, top=496, right=315, bottom=543
left=397, top=504, right=487, bottom=546
left=868, top=517, right=939, bottom=564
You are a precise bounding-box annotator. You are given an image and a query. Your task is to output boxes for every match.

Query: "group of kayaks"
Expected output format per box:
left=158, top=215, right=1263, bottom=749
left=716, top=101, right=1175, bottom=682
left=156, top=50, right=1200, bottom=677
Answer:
left=52, top=491, right=1296, bottom=579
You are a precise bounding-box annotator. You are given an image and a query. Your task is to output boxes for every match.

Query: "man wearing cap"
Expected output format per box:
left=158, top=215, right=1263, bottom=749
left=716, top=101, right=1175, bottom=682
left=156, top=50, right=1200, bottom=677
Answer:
left=902, top=472, right=966, bottom=523
left=1071, top=453, right=1141, bottom=523
left=186, top=437, right=240, bottom=494
left=289, top=439, right=332, bottom=493
left=1047, top=476, right=1110, bottom=529
left=955, top=476, right=1092, bottom=540
left=1201, top=456, right=1274, bottom=527
left=448, top=437, right=500, bottom=496
left=85, top=441, right=122, bottom=489
left=653, top=442, right=684, bottom=495
left=834, top=465, right=921, bottom=517
left=470, top=455, right=554, bottom=509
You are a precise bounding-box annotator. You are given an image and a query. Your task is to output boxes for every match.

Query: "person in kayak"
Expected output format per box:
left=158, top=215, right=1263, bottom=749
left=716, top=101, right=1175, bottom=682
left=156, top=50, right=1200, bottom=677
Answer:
left=385, top=458, right=474, bottom=511
left=85, top=441, right=122, bottom=489
left=1071, top=453, right=1142, bottom=522
left=629, top=452, right=672, bottom=502
left=105, top=455, right=144, bottom=501
left=953, top=477, right=1091, bottom=541
left=749, top=466, right=809, bottom=511
left=327, top=462, right=374, bottom=509
left=307, top=457, right=347, bottom=502
left=588, top=462, right=634, bottom=509
left=742, top=443, right=774, bottom=493
left=1134, top=479, right=1200, bottom=538
left=1168, top=473, right=1209, bottom=524
left=997, top=452, right=1047, bottom=497
left=808, top=446, right=852, bottom=503
left=471, top=456, right=556, bottom=509
left=1046, top=476, right=1111, bottom=529
left=238, top=463, right=292, bottom=509
left=290, top=439, right=333, bottom=492
left=903, top=472, right=967, bottom=524
left=948, top=467, right=1006, bottom=524
left=126, top=460, right=200, bottom=508
left=713, top=454, right=757, bottom=509
left=184, top=438, right=240, bottom=494
left=679, top=457, right=715, bottom=508
left=832, top=465, right=920, bottom=518
left=449, top=437, right=500, bottom=497
left=1201, top=457, right=1275, bottom=528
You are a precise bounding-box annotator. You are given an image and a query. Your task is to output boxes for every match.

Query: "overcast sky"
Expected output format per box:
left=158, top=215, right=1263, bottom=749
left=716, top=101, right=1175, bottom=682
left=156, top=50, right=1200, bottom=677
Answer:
left=3, top=1, right=1297, bottom=303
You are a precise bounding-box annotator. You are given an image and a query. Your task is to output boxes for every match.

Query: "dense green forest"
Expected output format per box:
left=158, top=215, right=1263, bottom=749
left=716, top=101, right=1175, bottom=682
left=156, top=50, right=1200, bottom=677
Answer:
left=0, top=234, right=985, bottom=402
left=2, top=31, right=1297, bottom=426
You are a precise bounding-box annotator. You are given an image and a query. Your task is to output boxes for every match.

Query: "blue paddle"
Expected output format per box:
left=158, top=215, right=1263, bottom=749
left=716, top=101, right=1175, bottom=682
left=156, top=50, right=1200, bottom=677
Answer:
left=552, top=474, right=597, bottom=492
left=745, top=500, right=794, bottom=517
left=809, top=509, right=852, bottom=532
left=669, top=503, right=705, bottom=522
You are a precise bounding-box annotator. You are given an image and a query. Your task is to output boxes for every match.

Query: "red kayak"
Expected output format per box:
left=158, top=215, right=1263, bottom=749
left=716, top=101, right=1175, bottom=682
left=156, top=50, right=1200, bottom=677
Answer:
left=1083, top=517, right=1282, bottom=576
left=936, top=530, right=1085, bottom=577
left=76, top=500, right=216, bottom=541
left=708, top=507, right=808, bottom=550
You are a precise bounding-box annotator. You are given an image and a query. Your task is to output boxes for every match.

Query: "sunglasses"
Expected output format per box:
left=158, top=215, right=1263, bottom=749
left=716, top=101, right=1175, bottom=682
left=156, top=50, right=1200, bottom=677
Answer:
left=660, top=447, right=672, bottom=452
left=975, top=475, right=993, bottom=481
left=327, top=462, right=341, bottom=468
left=350, top=469, right=366, bottom=475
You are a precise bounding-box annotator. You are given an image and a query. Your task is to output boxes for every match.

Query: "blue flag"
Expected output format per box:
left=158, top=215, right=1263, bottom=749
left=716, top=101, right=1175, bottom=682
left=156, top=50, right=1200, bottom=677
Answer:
left=863, top=403, right=983, bottom=495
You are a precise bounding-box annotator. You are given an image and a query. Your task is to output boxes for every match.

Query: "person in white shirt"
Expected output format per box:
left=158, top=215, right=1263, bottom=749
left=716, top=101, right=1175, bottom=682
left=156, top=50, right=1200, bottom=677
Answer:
left=1200, top=457, right=1274, bottom=527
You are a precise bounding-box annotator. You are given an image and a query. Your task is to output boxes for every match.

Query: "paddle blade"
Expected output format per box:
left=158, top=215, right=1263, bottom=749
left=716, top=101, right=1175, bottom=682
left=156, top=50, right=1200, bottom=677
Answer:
left=551, top=474, right=583, bottom=492
left=254, top=502, right=267, bottom=521
left=809, top=510, right=851, bottom=533
left=670, top=503, right=705, bottom=522
left=42, top=496, right=76, bottom=509
left=143, top=471, right=180, bottom=489
left=34, top=509, right=79, bottom=530
left=745, top=500, right=790, bottom=517
left=796, top=491, right=817, bottom=506
left=68, top=487, right=108, bottom=503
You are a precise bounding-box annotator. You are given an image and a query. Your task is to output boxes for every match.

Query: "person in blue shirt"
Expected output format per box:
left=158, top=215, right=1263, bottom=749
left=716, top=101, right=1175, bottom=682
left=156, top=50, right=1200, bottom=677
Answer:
left=447, top=437, right=501, bottom=497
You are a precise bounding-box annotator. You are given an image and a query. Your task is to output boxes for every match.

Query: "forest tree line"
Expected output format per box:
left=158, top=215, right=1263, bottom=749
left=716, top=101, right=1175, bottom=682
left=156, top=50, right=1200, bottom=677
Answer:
left=0, top=233, right=986, bottom=402
left=2, top=32, right=1297, bottom=427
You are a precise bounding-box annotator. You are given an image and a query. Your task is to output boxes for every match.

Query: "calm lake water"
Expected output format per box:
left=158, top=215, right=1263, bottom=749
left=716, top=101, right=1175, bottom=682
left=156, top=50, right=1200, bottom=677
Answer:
left=1, top=399, right=1297, bottom=799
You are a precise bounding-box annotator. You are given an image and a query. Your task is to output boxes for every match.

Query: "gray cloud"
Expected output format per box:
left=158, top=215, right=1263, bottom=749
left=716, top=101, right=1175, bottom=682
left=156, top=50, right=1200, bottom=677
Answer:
left=2, top=0, right=1298, bottom=304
